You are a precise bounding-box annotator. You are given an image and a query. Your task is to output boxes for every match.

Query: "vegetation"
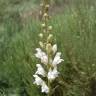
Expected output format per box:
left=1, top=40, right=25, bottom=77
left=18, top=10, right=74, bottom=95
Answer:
left=0, top=0, right=96, bottom=96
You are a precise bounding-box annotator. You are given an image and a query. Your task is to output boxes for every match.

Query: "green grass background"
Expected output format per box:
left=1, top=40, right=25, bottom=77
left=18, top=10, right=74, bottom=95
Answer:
left=0, top=0, right=96, bottom=96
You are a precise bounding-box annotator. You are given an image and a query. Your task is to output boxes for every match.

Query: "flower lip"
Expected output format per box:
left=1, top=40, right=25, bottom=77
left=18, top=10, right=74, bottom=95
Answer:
left=52, top=44, right=57, bottom=54
left=35, top=64, right=46, bottom=77
left=35, top=48, right=48, bottom=64
left=41, top=82, right=49, bottom=93
left=36, top=48, right=42, bottom=52
left=52, top=52, right=64, bottom=66
left=33, top=75, right=44, bottom=86
left=47, top=68, right=59, bottom=81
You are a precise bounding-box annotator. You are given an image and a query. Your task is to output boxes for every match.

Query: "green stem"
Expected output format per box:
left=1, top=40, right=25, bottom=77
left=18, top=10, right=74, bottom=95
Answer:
left=41, top=0, right=52, bottom=96
left=48, top=80, right=51, bottom=96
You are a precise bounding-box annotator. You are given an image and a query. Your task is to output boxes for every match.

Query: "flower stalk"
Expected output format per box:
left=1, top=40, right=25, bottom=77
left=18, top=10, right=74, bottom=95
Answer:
left=33, top=0, right=64, bottom=96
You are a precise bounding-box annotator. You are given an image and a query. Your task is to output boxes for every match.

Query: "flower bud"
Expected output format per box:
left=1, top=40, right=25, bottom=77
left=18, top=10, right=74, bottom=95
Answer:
left=47, top=34, right=53, bottom=42
left=39, top=33, right=43, bottom=38
left=52, top=44, right=57, bottom=54
left=41, top=23, right=46, bottom=28
left=39, top=11, right=42, bottom=15
left=39, top=41, right=44, bottom=48
left=45, top=4, right=50, bottom=11
left=45, top=4, right=50, bottom=9
left=48, top=26, right=53, bottom=31
left=40, top=3, right=44, bottom=7
left=43, top=13, right=48, bottom=18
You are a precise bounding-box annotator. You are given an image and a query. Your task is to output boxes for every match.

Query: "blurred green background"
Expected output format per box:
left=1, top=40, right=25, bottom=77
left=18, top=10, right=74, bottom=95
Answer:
left=0, top=0, right=96, bottom=96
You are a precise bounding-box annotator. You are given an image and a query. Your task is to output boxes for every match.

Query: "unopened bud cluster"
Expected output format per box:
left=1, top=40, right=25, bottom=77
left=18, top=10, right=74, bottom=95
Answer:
left=33, top=0, right=64, bottom=95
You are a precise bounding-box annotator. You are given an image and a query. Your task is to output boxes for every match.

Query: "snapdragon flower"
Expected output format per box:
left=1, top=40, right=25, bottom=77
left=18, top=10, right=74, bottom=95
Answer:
left=41, top=82, right=49, bottom=93
left=52, top=52, right=64, bottom=67
left=33, top=0, right=64, bottom=94
left=47, top=68, right=59, bottom=81
left=33, top=75, right=49, bottom=94
left=35, top=48, right=48, bottom=64
left=33, top=75, right=44, bottom=86
left=35, top=64, right=46, bottom=77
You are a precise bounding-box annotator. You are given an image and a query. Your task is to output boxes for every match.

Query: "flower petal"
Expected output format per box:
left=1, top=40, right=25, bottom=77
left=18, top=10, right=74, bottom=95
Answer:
left=41, top=82, right=49, bottom=94
left=52, top=44, right=57, bottom=54
left=33, top=75, right=43, bottom=86
left=35, top=64, right=46, bottom=77
left=52, top=52, right=64, bottom=66
left=47, top=68, right=59, bottom=81
left=35, top=48, right=48, bottom=64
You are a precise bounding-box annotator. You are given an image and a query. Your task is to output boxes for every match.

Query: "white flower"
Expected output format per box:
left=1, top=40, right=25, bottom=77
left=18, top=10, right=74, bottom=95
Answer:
left=35, top=48, right=42, bottom=58
left=35, top=64, right=46, bottom=77
left=33, top=75, right=43, bottom=86
left=52, top=44, right=57, bottom=54
left=41, top=82, right=49, bottom=94
left=33, top=75, right=49, bottom=94
left=52, top=52, right=64, bottom=66
left=47, top=68, right=59, bottom=81
left=41, top=53, right=48, bottom=64
left=35, top=48, right=48, bottom=64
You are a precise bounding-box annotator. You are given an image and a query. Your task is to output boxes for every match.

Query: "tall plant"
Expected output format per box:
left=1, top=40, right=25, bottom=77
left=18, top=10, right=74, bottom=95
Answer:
left=33, top=0, right=64, bottom=96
